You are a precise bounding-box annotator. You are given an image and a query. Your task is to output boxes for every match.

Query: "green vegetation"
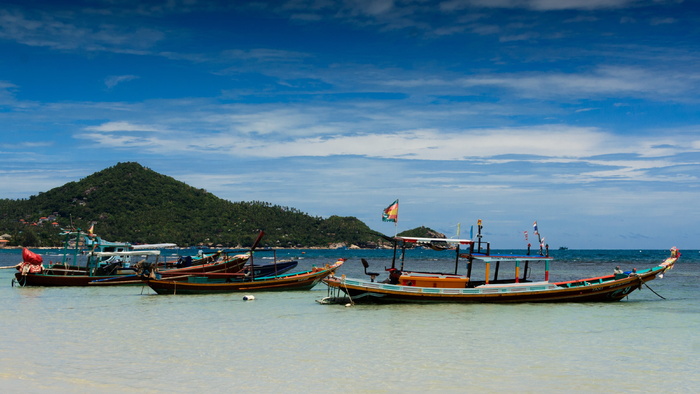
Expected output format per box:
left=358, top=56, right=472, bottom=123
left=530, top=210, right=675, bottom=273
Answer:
left=0, top=162, right=436, bottom=248
left=398, top=226, right=446, bottom=238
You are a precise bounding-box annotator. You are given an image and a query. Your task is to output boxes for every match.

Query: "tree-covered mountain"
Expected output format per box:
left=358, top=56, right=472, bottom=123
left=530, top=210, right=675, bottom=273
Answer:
left=0, top=162, right=389, bottom=248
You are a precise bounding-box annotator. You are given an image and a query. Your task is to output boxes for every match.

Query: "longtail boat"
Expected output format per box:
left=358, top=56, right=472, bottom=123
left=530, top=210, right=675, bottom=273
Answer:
left=91, top=231, right=298, bottom=287
left=12, top=229, right=176, bottom=287
left=11, top=228, right=268, bottom=287
left=87, top=253, right=251, bottom=286
left=15, top=249, right=167, bottom=286
left=159, top=252, right=249, bottom=276
left=144, top=259, right=345, bottom=295
left=320, top=222, right=679, bottom=304
left=89, top=255, right=296, bottom=286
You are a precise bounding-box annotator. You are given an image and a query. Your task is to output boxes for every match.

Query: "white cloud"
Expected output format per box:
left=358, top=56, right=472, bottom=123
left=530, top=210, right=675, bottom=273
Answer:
left=458, top=66, right=692, bottom=98
left=0, top=80, right=19, bottom=105
left=0, top=9, right=164, bottom=52
left=207, top=109, right=342, bottom=137
left=247, top=126, right=609, bottom=159
left=74, top=118, right=700, bottom=188
left=83, top=121, right=167, bottom=133
left=377, top=66, right=697, bottom=100
left=105, top=75, right=139, bottom=89
left=440, top=0, right=636, bottom=11
left=221, top=48, right=311, bottom=62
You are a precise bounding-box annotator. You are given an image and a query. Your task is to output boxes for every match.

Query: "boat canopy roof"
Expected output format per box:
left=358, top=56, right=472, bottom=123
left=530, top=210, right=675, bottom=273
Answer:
left=395, top=236, right=474, bottom=245
left=90, top=250, right=161, bottom=257
left=61, top=231, right=176, bottom=249
left=132, top=243, right=177, bottom=249
left=470, top=254, right=553, bottom=263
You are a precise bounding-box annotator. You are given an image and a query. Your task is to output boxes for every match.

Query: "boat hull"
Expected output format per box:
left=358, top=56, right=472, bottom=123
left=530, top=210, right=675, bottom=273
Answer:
left=14, top=255, right=250, bottom=287
left=323, top=258, right=676, bottom=304
left=146, top=261, right=343, bottom=295
left=245, top=260, right=298, bottom=277
left=159, top=255, right=249, bottom=276
left=14, top=272, right=132, bottom=287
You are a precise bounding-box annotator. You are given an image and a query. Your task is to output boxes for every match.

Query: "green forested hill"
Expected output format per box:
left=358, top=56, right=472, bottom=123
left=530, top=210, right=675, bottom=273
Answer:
left=0, top=162, right=385, bottom=247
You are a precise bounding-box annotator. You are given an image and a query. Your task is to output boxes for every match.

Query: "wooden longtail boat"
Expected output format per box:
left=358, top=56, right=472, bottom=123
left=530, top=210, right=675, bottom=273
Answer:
left=11, top=229, right=266, bottom=287
left=86, top=253, right=251, bottom=286
left=14, top=249, right=251, bottom=287
left=89, top=258, right=296, bottom=286
left=171, top=248, right=299, bottom=278
left=144, top=260, right=345, bottom=295
left=320, top=224, right=679, bottom=304
left=93, top=232, right=298, bottom=287
left=159, top=253, right=249, bottom=276
left=12, top=229, right=178, bottom=287
left=14, top=250, right=167, bottom=286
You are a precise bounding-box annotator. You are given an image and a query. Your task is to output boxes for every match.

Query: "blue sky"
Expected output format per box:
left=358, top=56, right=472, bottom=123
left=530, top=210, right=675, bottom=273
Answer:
left=1, top=0, right=699, bottom=249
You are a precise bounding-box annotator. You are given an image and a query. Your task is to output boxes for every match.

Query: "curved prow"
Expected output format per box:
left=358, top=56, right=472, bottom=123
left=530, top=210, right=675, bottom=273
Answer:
left=660, top=247, right=680, bottom=270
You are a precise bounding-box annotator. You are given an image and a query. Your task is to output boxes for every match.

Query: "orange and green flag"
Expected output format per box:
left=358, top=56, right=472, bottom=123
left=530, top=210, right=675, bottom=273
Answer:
left=382, top=199, right=399, bottom=223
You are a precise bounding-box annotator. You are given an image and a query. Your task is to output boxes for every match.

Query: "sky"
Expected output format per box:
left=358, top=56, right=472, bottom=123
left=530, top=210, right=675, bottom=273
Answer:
left=1, top=0, right=699, bottom=250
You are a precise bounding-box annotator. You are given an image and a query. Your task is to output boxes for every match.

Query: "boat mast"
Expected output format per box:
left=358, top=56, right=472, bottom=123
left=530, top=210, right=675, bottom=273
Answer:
left=400, top=241, right=406, bottom=271
left=467, top=241, right=474, bottom=278
left=476, top=219, right=483, bottom=253
left=247, top=231, right=265, bottom=280
left=453, top=223, right=461, bottom=275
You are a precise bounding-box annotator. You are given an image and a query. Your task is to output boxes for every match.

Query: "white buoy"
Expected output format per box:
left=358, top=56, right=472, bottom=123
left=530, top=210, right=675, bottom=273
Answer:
left=243, top=295, right=255, bottom=301
left=345, top=303, right=352, bottom=307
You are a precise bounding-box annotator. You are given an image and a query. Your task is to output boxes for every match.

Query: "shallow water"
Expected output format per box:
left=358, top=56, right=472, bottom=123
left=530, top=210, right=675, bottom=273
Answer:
left=1, top=248, right=699, bottom=392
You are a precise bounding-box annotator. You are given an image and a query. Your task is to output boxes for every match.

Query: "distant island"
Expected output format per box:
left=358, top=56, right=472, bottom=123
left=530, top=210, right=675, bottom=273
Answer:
left=0, top=162, right=443, bottom=248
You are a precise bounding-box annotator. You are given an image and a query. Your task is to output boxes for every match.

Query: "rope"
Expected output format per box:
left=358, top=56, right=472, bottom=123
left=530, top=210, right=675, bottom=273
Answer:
left=341, top=276, right=354, bottom=306
left=643, top=282, right=667, bottom=300
left=12, top=275, right=26, bottom=287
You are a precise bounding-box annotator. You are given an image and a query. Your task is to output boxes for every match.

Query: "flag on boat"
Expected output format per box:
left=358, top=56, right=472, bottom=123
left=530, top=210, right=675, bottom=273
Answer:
left=533, top=221, right=538, bottom=235
left=382, top=199, right=399, bottom=222
left=88, top=223, right=95, bottom=236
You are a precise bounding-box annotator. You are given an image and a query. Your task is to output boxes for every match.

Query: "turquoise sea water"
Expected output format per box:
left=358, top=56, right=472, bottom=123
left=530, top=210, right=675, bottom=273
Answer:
left=1, top=248, right=699, bottom=393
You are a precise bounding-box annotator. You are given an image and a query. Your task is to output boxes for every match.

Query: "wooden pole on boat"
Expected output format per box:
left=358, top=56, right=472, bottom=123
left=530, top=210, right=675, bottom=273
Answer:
left=485, top=262, right=490, bottom=285
left=514, top=260, right=520, bottom=283
left=72, top=229, right=82, bottom=273
left=467, top=241, right=474, bottom=278
left=454, top=245, right=460, bottom=275
left=534, top=221, right=545, bottom=256
left=545, top=260, right=550, bottom=281
left=272, top=249, right=278, bottom=276
left=476, top=219, right=483, bottom=253
left=523, top=261, right=529, bottom=281
left=454, top=224, right=461, bottom=275
left=248, top=231, right=265, bottom=280
left=400, top=241, right=406, bottom=271
left=391, top=239, right=397, bottom=269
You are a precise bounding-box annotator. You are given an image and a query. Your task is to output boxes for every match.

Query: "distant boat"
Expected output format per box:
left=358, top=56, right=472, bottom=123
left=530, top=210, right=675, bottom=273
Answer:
left=558, top=246, right=569, bottom=250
